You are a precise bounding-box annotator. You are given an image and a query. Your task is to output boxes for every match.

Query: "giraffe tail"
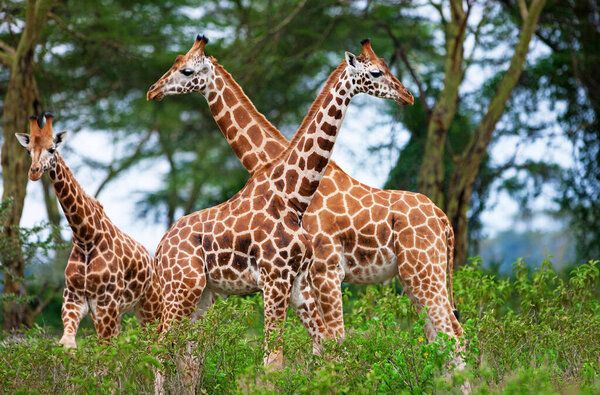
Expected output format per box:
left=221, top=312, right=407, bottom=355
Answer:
left=445, top=222, right=460, bottom=321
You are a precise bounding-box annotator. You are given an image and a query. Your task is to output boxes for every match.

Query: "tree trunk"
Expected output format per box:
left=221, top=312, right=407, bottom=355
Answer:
left=446, top=0, right=547, bottom=266
left=416, top=0, right=468, bottom=207
left=0, top=0, right=55, bottom=331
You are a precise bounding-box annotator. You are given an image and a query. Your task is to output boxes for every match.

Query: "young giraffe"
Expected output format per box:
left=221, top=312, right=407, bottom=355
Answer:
left=15, top=114, right=162, bottom=348
left=149, top=38, right=412, bottom=372
left=147, top=36, right=462, bottom=343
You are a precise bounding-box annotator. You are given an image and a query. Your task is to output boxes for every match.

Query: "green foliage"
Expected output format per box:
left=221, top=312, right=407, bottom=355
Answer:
left=1, top=259, right=599, bottom=393
left=0, top=199, right=66, bottom=319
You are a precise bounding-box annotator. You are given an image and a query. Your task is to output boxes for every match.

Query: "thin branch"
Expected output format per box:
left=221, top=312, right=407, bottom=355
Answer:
left=94, top=129, right=154, bottom=198
left=0, top=52, right=13, bottom=68
left=31, top=282, right=62, bottom=317
left=379, top=23, right=431, bottom=116
left=0, top=39, right=16, bottom=57
left=428, top=0, right=447, bottom=25
left=47, top=11, right=86, bottom=41
left=47, top=10, right=131, bottom=55
left=0, top=37, right=15, bottom=69
left=517, top=0, right=529, bottom=20
left=464, top=3, right=490, bottom=69
left=450, top=0, right=472, bottom=66
left=266, top=0, right=308, bottom=36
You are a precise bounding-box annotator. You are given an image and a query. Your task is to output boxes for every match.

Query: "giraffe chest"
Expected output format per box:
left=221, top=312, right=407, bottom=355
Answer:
left=199, top=215, right=307, bottom=295
left=66, top=238, right=152, bottom=314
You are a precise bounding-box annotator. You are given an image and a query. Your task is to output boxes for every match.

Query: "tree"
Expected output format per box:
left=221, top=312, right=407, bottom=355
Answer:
left=0, top=0, right=55, bottom=331
left=385, top=0, right=547, bottom=266
left=505, top=0, right=600, bottom=261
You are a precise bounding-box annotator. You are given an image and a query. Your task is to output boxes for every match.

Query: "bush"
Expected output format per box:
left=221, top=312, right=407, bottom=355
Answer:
left=0, top=258, right=598, bottom=393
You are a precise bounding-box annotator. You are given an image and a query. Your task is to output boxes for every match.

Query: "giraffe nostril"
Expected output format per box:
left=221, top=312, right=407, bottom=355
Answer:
left=149, top=84, right=156, bottom=91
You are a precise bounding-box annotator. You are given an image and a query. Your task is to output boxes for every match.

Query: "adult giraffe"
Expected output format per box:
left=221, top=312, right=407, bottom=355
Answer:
left=148, top=36, right=462, bottom=343
left=15, top=114, right=162, bottom=348
left=148, top=38, right=413, bottom=378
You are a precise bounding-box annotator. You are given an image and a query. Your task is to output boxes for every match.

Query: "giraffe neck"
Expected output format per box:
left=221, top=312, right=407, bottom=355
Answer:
left=273, top=61, right=354, bottom=213
left=49, top=154, right=103, bottom=246
left=204, top=62, right=288, bottom=174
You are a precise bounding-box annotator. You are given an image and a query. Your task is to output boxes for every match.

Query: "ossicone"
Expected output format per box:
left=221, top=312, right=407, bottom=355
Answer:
left=196, top=34, right=209, bottom=44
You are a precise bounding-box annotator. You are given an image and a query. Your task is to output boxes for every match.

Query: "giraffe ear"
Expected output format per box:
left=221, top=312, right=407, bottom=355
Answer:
left=15, top=133, right=30, bottom=148
left=54, top=131, right=68, bottom=147
left=345, top=51, right=359, bottom=74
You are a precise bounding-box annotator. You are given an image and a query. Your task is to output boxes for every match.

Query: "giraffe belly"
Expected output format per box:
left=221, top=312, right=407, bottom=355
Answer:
left=341, top=248, right=398, bottom=284
left=206, top=264, right=261, bottom=295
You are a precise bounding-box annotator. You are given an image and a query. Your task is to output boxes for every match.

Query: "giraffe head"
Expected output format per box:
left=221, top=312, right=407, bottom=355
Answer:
left=344, top=38, right=414, bottom=105
left=15, top=113, right=67, bottom=181
left=147, top=34, right=214, bottom=101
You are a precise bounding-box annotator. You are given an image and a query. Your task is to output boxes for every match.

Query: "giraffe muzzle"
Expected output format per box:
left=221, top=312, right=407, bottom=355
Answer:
left=146, top=85, right=165, bottom=101
left=396, top=90, right=414, bottom=106
left=29, top=167, right=43, bottom=181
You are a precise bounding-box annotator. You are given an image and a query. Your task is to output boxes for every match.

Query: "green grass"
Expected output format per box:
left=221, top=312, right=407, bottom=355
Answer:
left=1, top=259, right=599, bottom=394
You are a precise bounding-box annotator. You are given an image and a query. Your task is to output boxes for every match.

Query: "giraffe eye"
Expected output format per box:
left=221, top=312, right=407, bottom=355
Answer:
left=180, top=68, right=194, bottom=76
left=48, top=147, right=55, bottom=154
left=370, top=70, right=383, bottom=78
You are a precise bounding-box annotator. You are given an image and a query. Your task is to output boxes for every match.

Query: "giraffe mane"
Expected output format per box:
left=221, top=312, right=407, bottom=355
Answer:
left=279, top=61, right=347, bottom=158
left=250, top=60, right=347, bottom=177
left=211, top=58, right=288, bottom=146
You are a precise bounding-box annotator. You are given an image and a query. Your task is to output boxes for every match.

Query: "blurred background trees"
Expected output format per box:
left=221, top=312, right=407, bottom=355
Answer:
left=0, top=0, right=598, bottom=330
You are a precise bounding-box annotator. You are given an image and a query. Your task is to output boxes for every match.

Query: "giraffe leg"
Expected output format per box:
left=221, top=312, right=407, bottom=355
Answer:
left=263, top=279, right=293, bottom=370
left=398, top=253, right=466, bottom=372
left=59, top=286, right=88, bottom=349
left=309, top=245, right=345, bottom=340
left=92, top=297, right=121, bottom=342
left=289, top=272, right=329, bottom=355
left=176, top=289, right=219, bottom=391
left=155, top=257, right=207, bottom=395
left=135, top=278, right=162, bottom=327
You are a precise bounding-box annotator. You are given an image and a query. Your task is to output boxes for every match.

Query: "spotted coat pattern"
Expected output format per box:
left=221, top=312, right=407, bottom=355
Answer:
left=148, top=37, right=463, bottom=343
left=15, top=115, right=162, bottom=348
left=148, top=37, right=415, bottom=369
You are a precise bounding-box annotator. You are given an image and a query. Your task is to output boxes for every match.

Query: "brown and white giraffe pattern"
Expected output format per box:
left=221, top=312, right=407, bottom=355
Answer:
left=148, top=37, right=414, bottom=370
left=148, top=37, right=463, bottom=343
left=15, top=115, right=162, bottom=348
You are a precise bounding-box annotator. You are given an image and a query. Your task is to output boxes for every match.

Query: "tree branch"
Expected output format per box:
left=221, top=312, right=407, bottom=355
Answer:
left=94, top=129, right=154, bottom=198
left=379, top=23, right=431, bottom=116
left=0, top=40, right=16, bottom=68
left=30, top=281, right=61, bottom=318
left=47, top=11, right=86, bottom=41
left=267, top=0, right=308, bottom=36
left=428, top=0, right=447, bottom=25
left=517, top=0, right=529, bottom=20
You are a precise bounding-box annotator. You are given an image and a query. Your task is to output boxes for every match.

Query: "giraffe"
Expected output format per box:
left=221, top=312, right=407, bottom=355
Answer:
left=15, top=114, right=162, bottom=348
left=148, top=38, right=413, bottom=378
left=147, top=36, right=463, bottom=345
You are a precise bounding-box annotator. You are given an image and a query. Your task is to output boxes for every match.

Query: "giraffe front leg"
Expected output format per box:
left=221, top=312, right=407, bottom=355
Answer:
left=59, top=286, right=88, bottom=349
left=263, top=279, right=293, bottom=370
left=309, top=251, right=346, bottom=340
left=290, top=272, right=329, bottom=355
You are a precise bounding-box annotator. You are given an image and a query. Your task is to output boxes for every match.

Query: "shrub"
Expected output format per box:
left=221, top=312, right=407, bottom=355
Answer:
left=0, top=258, right=598, bottom=393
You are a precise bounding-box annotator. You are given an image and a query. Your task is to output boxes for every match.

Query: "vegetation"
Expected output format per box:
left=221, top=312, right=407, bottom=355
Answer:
left=1, top=258, right=598, bottom=393
left=0, top=1, right=598, bottom=392
left=1, top=0, right=599, bottom=328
